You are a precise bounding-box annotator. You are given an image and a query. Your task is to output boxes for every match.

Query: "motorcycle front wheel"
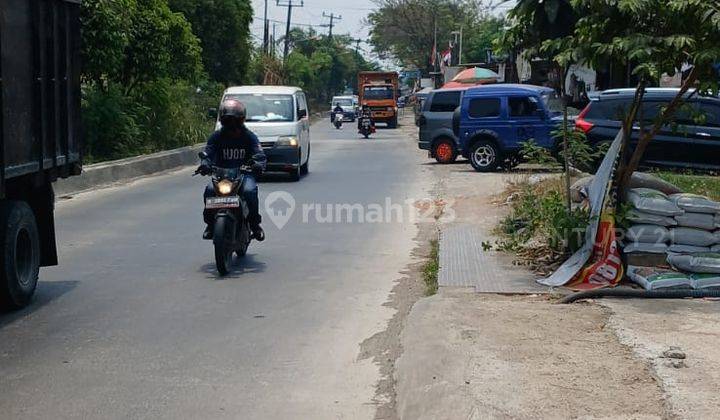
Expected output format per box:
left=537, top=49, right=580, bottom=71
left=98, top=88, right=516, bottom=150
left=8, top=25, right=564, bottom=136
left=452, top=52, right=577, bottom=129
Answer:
left=213, top=217, right=233, bottom=276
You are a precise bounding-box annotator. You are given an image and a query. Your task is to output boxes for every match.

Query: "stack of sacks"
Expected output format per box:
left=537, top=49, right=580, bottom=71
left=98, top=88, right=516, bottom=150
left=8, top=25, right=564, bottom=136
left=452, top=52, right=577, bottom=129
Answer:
left=667, top=193, right=720, bottom=253
left=623, top=189, right=720, bottom=289
left=665, top=193, right=720, bottom=275
left=622, top=188, right=683, bottom=257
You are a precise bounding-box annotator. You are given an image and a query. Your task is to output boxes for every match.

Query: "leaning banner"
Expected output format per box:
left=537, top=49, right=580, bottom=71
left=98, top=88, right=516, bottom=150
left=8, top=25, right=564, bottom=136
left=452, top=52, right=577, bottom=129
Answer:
left=538, top=129, right=625, bottom=289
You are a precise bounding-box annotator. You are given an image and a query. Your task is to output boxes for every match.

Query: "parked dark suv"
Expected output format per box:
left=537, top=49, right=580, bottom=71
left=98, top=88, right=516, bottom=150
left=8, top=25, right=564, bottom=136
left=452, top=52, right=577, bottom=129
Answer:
left=576, top=88, right=720, bottom=170
left=417, top=88, right=467, bottom=163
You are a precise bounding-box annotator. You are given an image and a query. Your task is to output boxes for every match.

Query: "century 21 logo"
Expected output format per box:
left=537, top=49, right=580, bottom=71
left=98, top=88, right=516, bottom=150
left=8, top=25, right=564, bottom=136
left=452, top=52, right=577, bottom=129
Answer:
left=222, top=148, right=245, bottom=160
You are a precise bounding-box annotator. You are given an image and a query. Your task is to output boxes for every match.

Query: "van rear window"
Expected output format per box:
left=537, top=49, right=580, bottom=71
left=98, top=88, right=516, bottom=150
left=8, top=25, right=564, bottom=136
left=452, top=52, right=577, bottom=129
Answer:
left=468, top=98, right=500, bottom=118
left=429, top=91, right=461, bottom=112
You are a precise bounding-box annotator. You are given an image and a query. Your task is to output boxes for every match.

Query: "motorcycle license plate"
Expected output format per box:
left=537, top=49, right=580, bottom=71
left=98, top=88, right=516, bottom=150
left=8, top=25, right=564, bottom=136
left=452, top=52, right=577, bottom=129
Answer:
left=205, top=196, right=240, bottom=209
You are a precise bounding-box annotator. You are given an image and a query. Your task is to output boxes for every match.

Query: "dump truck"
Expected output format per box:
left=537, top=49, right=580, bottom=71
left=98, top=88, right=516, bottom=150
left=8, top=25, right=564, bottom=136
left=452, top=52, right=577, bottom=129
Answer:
left=0, top=0, right=83, bottom=308
left=358, top=71, right=399, bottom=128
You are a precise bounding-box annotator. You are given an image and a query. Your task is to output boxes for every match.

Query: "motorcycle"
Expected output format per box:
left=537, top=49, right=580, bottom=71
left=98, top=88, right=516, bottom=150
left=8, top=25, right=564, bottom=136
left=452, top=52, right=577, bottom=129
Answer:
left=196, top=151, right=256, bottom=276
left=333, top=111, right=344, bottom=129
left=358, top=117, right=375, bottom=139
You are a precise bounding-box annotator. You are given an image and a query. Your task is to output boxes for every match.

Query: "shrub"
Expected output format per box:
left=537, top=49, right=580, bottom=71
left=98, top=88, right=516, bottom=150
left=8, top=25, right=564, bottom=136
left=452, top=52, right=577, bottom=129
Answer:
left=520, top=127, right=608, bottom=172
left=82, top=84, right=146, bottom=162
left=496, top=177, right=590, bottom=272
left=82, top=80, right=217, bottom=163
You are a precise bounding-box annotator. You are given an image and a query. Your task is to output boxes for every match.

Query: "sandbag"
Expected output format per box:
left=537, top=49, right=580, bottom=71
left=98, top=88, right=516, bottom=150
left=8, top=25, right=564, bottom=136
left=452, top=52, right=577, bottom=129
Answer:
left=625, top=224, right=670, bottom=244
left=626, top=188, right=683, bottom=216
left=691, top=273, right=720, bottom=289
left=629, top=172, right=682, bottom=195
left=674, top=212, right=717, bottom=230
left=626, top=209, right=677, bottom=226
left=713, top=244, right=720, bottom=253
left=627, top=265, right=692, bottom=290
left=668, top=244, right=711, bottom=254
left=625, top=252, right=671, bottom=268
left=669, top=193, right=720, bottom=214
left=667, top=252, right=720, bottom=274
left=716, top=214, right=720, bottom=229
left=571, top=172, right=681, bottom=204
left=623, top=242, right=668, bottom=254
left=669, top=227, right=717, bottom=247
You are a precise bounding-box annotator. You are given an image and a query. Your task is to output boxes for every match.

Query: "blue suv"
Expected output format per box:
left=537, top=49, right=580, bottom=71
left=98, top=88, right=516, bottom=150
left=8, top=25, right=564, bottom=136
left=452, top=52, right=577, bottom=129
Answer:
left=453, top=84, right=560, bottom=171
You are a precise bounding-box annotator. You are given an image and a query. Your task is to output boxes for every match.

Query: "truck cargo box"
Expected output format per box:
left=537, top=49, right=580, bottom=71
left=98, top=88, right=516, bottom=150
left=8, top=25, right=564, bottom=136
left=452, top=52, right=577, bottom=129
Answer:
left=0, top=0, right=82, bottom=198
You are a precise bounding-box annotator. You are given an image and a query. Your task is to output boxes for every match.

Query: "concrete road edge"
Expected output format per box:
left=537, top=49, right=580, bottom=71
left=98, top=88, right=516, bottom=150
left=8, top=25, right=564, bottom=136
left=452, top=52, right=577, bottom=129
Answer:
left=54, top=144, right=204, bottom=196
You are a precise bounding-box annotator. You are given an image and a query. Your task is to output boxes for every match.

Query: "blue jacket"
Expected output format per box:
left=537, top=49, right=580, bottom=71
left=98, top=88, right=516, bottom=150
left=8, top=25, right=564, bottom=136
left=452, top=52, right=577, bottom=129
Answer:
left=204, top=126, right=267, bottom=169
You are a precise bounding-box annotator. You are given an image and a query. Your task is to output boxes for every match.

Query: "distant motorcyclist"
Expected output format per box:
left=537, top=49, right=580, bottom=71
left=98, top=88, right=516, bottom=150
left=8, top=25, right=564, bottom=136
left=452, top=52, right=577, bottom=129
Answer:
left=198, top=99, right=267, bottom=241
left=332, top=102, right=344, bottom=122
left=358, top=105, right=374, bottom=129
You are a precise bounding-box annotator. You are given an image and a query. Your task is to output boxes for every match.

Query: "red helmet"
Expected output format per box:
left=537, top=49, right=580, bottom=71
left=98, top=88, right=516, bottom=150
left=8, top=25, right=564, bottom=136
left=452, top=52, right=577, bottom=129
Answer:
left=219, top=99, right=246, bottom=127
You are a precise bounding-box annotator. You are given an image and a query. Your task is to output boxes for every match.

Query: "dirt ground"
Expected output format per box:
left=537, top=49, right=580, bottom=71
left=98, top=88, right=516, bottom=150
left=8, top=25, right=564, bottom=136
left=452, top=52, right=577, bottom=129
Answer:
left=392, top=156, right=720, bottom=419
left=397, top=291, right=669, bottom=419
left=603, top=298, right=720, bottom=419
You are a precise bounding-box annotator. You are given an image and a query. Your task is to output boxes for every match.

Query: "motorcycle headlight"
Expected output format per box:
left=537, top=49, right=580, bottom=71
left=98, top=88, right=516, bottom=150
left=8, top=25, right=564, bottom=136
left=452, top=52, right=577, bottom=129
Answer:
left=276, top=136, right=298, bottom=147
left=217, top=179, right=234, bottom=195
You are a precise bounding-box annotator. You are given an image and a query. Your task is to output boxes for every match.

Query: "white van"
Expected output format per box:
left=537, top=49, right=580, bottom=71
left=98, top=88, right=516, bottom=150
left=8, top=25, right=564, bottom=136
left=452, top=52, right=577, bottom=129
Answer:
left=330, top=95, right=357, bottom=122
left=215, top=86, right=310, bottom=181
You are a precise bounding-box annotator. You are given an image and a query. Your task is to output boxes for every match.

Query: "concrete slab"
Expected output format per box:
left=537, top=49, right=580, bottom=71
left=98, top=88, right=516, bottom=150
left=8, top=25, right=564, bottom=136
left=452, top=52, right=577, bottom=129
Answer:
left=438, top=223, right=549, bottom=293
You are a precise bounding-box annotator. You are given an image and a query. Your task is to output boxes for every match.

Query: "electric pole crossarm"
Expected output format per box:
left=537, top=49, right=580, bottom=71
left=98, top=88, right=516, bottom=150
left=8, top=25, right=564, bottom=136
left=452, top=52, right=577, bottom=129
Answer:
left=321, top=11, right=342, bottom=40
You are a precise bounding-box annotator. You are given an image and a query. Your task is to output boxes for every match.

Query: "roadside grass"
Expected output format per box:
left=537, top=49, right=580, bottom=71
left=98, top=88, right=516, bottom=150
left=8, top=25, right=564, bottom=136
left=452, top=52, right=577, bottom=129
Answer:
left=654, top=171, right=720, bottom=201
left=423, top=239, right=439, bottom=296
left=495, top=176, right=590, bottom=274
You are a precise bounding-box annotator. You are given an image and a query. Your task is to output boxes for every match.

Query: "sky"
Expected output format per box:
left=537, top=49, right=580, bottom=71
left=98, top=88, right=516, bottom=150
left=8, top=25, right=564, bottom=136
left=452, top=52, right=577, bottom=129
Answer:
left=249, top=0, right=517, bottom=66
left=250, top=0, right=378, bottom=57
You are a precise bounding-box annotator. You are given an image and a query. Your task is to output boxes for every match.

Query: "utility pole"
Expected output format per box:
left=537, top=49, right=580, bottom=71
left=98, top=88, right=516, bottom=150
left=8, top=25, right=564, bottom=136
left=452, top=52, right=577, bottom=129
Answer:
left=321, top=12, right=342, bottom=40
left=433, top=16, right=438, bottom=72
left=263, top=0, right=269, bottom=54
left=277, top=0, right=304, bottom=61
left=273, top=23, right=277, bottom=58
left=353, top=38, right=361, bottom=58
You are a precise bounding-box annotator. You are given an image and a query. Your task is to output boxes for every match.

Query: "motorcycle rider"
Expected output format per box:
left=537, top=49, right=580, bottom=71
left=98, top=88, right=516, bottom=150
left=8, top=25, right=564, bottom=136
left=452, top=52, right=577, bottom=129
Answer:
left=198, top=99, right=267, bottom=241
left=332, top=102, right=344, bottom=122
left=358, top=104, right=374, bottom=130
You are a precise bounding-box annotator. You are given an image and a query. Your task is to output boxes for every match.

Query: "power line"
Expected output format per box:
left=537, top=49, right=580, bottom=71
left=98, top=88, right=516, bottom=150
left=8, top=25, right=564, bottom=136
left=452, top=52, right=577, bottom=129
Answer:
left=253, top=16, right=320, bottom=28
left=276, top=0, right=304, bottom=61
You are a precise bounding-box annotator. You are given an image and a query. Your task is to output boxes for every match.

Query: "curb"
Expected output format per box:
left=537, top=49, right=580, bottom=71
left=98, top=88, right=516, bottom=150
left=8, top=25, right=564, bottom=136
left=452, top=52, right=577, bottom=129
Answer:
left=54, top=143, right=204, bottom=196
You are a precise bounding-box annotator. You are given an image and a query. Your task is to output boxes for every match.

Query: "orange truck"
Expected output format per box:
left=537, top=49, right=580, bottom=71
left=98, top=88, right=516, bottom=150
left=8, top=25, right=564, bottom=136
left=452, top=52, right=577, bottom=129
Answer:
left=358, top=71, right=399, bottom=128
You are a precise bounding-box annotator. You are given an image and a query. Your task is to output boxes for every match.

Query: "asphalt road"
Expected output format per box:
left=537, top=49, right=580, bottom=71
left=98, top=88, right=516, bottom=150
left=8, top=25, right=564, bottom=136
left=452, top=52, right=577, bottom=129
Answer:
left=0, top=114, right=430, bottom=419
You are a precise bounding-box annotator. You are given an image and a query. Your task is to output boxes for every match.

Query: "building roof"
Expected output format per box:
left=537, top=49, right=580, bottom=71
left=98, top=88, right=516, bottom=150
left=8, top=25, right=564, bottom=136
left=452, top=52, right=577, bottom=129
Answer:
left=224, top=85, right=302, bottom=95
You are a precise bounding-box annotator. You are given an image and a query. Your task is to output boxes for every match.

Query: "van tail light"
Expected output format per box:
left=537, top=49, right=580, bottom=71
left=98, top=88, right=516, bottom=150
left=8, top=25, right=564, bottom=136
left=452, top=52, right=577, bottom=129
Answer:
left=575, top=105, right=594, bottom=134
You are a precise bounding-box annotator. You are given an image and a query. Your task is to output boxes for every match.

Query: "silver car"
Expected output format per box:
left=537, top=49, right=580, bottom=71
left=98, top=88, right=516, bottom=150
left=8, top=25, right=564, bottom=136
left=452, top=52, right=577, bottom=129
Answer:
left=417, top=88, right=465, bottom=163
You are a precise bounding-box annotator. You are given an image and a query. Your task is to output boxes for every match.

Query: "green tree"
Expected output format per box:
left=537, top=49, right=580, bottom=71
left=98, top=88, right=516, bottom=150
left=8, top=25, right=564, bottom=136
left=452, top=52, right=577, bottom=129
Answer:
left=169, top=0, right=254, bottom=85
left=80, top=0, right=213, bottom=163
left=276, top=28, right=379, bottom=103
left=80, top=0, right=135, bottom=88
left=462, top=16, right=505, bottom=64
left=367, top=0, right=465, bottom=69
left=544, top=0, right=720, bottom=190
